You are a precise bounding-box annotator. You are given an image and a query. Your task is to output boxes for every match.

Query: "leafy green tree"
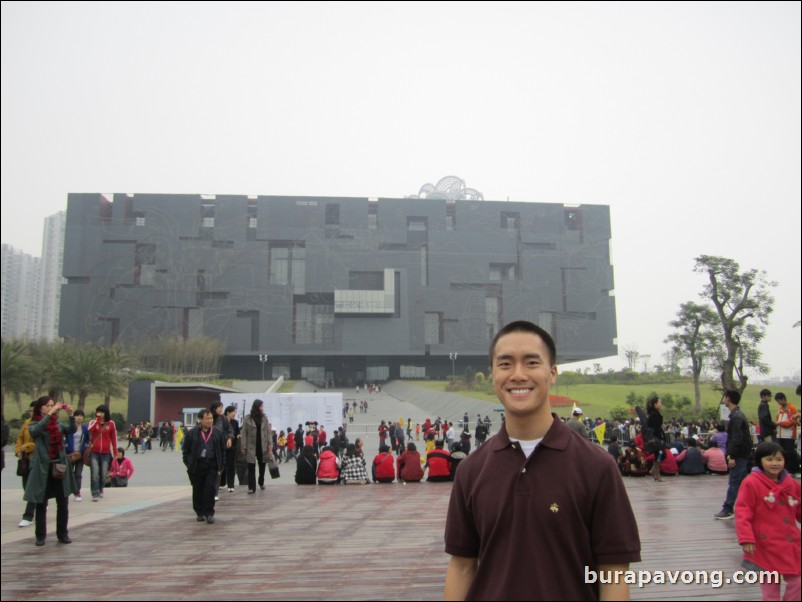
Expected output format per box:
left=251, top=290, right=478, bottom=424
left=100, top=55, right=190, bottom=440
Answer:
left=694, top=255, right=776, bottom=393
left=132, top=335, right=223, bottom=377
left=1, top=339, right=36, bottom=416
left=624, top=391, right=644, bottom=408
left=99, top=347, right=130, bottom=410
left=464, top=366, right=475, bottom=385
left=609, top=405, right=632, bottom=422
left=53, top=343, right=128, bottom=412
left=666, top=301, right=719, bottom=411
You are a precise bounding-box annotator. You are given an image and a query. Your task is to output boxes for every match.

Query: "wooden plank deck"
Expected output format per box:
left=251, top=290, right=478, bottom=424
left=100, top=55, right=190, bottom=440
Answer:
left=0, top=473, right=773, bottom=601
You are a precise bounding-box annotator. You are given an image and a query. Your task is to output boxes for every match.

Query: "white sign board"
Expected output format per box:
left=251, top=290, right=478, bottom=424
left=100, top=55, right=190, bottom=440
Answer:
left=218, top=391, right=342, bottom=440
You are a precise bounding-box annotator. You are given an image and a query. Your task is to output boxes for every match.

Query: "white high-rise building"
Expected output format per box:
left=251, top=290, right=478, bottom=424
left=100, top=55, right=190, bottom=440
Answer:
left=38, top=211, right=66, bottom=341
left=1, top=244, right=41, bottom=339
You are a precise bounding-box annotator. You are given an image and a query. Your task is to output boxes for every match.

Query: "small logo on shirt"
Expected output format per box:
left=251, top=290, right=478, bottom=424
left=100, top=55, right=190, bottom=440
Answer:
left=549, top=503, right=559, bottom=513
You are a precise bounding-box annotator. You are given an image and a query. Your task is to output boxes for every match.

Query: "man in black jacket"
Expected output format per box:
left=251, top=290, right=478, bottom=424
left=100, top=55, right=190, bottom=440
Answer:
left=183, top=409, right=225, bottom=524
left=757, top=389, right=776, bottom=443
left=714, top=389, right=752, bottom=520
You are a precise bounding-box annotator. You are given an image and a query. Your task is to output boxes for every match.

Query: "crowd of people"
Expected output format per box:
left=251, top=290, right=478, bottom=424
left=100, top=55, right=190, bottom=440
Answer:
left=595, top=388, right=802, bottom=483
left=5, top=374, right=799, bottom=602
left=10, top=399, right=130, bottom=545
left=126, top=420, right=180, bottom=453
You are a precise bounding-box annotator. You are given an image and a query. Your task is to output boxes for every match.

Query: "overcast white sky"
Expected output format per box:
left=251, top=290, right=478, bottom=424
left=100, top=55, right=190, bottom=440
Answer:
left=2, top=1, right=799, bottom=379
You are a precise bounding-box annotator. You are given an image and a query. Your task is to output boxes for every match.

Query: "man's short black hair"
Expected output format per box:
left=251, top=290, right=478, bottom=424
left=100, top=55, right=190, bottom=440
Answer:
left=759, top=388, right=772, bottom=397
left=489, top=320, right=557, bottom=366
left=775, top=392, right=787, bottom=402
left=724, top=389, right=741, bottom=405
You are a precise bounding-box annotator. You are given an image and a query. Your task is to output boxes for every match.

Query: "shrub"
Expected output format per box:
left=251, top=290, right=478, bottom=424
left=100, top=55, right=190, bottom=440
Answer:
left=111, top=412, right=126, bottom=433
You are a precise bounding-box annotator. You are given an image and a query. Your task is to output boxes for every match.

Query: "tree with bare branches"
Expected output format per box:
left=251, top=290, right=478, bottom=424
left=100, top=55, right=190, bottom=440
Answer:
left=693, top=255, right=775, bottom=393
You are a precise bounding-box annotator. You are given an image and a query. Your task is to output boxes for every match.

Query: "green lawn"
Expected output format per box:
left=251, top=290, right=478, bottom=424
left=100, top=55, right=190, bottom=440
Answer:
left=406, top=380, right=795, bottom=422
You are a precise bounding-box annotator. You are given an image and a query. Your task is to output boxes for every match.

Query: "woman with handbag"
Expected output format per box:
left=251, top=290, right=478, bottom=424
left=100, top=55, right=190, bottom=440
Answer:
left=88, top=404, right=117, bottom=501
left=14, top=401, right=37, bottom=527
left=241, top=399, right=274, bottom=494
left=23, top=396, right=78, bottom=546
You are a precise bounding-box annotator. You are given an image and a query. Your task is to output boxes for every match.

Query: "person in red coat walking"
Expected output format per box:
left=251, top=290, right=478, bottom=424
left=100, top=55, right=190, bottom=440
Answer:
left=285, top=429, right=296, bottom=463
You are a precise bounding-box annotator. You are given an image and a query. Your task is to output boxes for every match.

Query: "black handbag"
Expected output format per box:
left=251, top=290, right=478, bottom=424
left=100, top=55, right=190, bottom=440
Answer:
left=17, top=456, right=30, bottom=477
left=268, top=457, right=280, bottom=479
left=51, top=462, right=67, bottom=480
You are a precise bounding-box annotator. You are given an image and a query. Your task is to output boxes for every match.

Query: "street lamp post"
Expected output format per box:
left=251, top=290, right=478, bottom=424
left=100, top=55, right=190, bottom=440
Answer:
left=259, top=354, right=269, bottom=380
left=449, top=352, right=458, bottom=382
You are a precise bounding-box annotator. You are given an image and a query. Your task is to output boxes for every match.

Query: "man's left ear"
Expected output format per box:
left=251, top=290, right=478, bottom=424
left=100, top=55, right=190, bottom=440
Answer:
left=550, top=366, right=558, bottom=384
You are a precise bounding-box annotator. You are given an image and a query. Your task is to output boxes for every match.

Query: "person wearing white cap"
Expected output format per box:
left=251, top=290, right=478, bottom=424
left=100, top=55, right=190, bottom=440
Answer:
left=566, top=408, right=588, bottom=439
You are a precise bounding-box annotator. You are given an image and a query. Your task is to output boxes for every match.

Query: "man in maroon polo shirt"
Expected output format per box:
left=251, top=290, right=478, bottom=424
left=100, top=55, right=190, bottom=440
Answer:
left=444, top=321, right=641, bottom=600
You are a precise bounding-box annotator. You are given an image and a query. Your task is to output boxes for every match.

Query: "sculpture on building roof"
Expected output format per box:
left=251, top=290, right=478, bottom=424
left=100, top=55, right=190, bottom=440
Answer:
left=407, top=176, right=484, bottom=201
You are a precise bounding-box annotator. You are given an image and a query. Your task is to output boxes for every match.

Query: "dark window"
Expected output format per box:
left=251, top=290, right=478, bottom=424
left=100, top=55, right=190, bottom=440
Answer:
left=326, top=204, right=340, bottom=226
left=349, top=271, right=384, bottom=290
left=407, top=217, right=427, bottom=231
left=368, top=200, right=378, bottom=229
left=501, top=212, right=520, bottom=230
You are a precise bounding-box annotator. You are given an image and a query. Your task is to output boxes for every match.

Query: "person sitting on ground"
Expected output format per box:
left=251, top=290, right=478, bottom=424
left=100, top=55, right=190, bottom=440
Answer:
left=702, top=441, right=729, bottom=475
left=425, top=440, right=452, bottom=482
left=607, top=433, right=624, bottom=467
left=372, top=445, right=396, bottom=483
left=669, top=436, right=685, bottom=454
left=354, top=437, right=365, bottom=458
left=295, top=445, right=317, bottom=485
left=109, top=447, right=135, bottom=487
left=316, top=445, right=340, bottom=485
left=341, top=443, right=370, bottom=484
left=655, top=446, right=678, bottom=477
left=676, top=438, right=706, bottom=475
left=621, top=442, right=648, bottom=477
left=460, top=430, right=472, bottom=454
left=449, top=443, right=467, bottom=480
left=710, top=423, right=728, bottom=451
left=396, top=443, right=424, bottom=483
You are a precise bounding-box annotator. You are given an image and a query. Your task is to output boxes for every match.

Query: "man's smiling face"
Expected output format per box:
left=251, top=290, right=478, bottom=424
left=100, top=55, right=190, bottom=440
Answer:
left=492, top=331, right=557, bottom=420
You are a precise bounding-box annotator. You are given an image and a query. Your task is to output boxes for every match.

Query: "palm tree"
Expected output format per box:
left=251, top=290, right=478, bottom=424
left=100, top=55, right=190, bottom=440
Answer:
left=99, top=346, right=130, bottom=410
left=53, top=344, right=123, bottom=412
left=1, top=339, right=36, bottom=417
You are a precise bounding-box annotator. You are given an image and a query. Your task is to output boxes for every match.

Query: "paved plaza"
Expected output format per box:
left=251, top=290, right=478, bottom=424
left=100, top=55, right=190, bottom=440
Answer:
left=1, top=384, right=766, bottom=601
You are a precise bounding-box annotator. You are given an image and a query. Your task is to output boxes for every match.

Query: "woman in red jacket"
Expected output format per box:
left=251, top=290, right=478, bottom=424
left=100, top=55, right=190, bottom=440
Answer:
left=372, top=445, right=396, bottom=483
left=317, top=446, right=341, bottom=485
left=87, top=405, right=117, bottom=501
left=397, top=443, right=424, bottom=483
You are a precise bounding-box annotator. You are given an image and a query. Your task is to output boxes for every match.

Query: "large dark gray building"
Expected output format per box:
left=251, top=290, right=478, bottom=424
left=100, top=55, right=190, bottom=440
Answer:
left=60, top=193, right=617, bottom=384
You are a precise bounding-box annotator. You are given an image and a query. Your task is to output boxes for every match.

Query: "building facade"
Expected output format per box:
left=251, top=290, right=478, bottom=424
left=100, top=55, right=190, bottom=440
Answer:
left=38, top=211, right=66, bottom=341
left=1, top=211, right=65, bottom=342
left=1, top=244, right=40, bottom=340
left=60, top=193, right=617, bottom=384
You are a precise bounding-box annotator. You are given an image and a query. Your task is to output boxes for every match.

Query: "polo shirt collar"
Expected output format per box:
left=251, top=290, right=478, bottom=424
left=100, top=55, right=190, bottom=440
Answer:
left=490, top=413, right=572, bottom=453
